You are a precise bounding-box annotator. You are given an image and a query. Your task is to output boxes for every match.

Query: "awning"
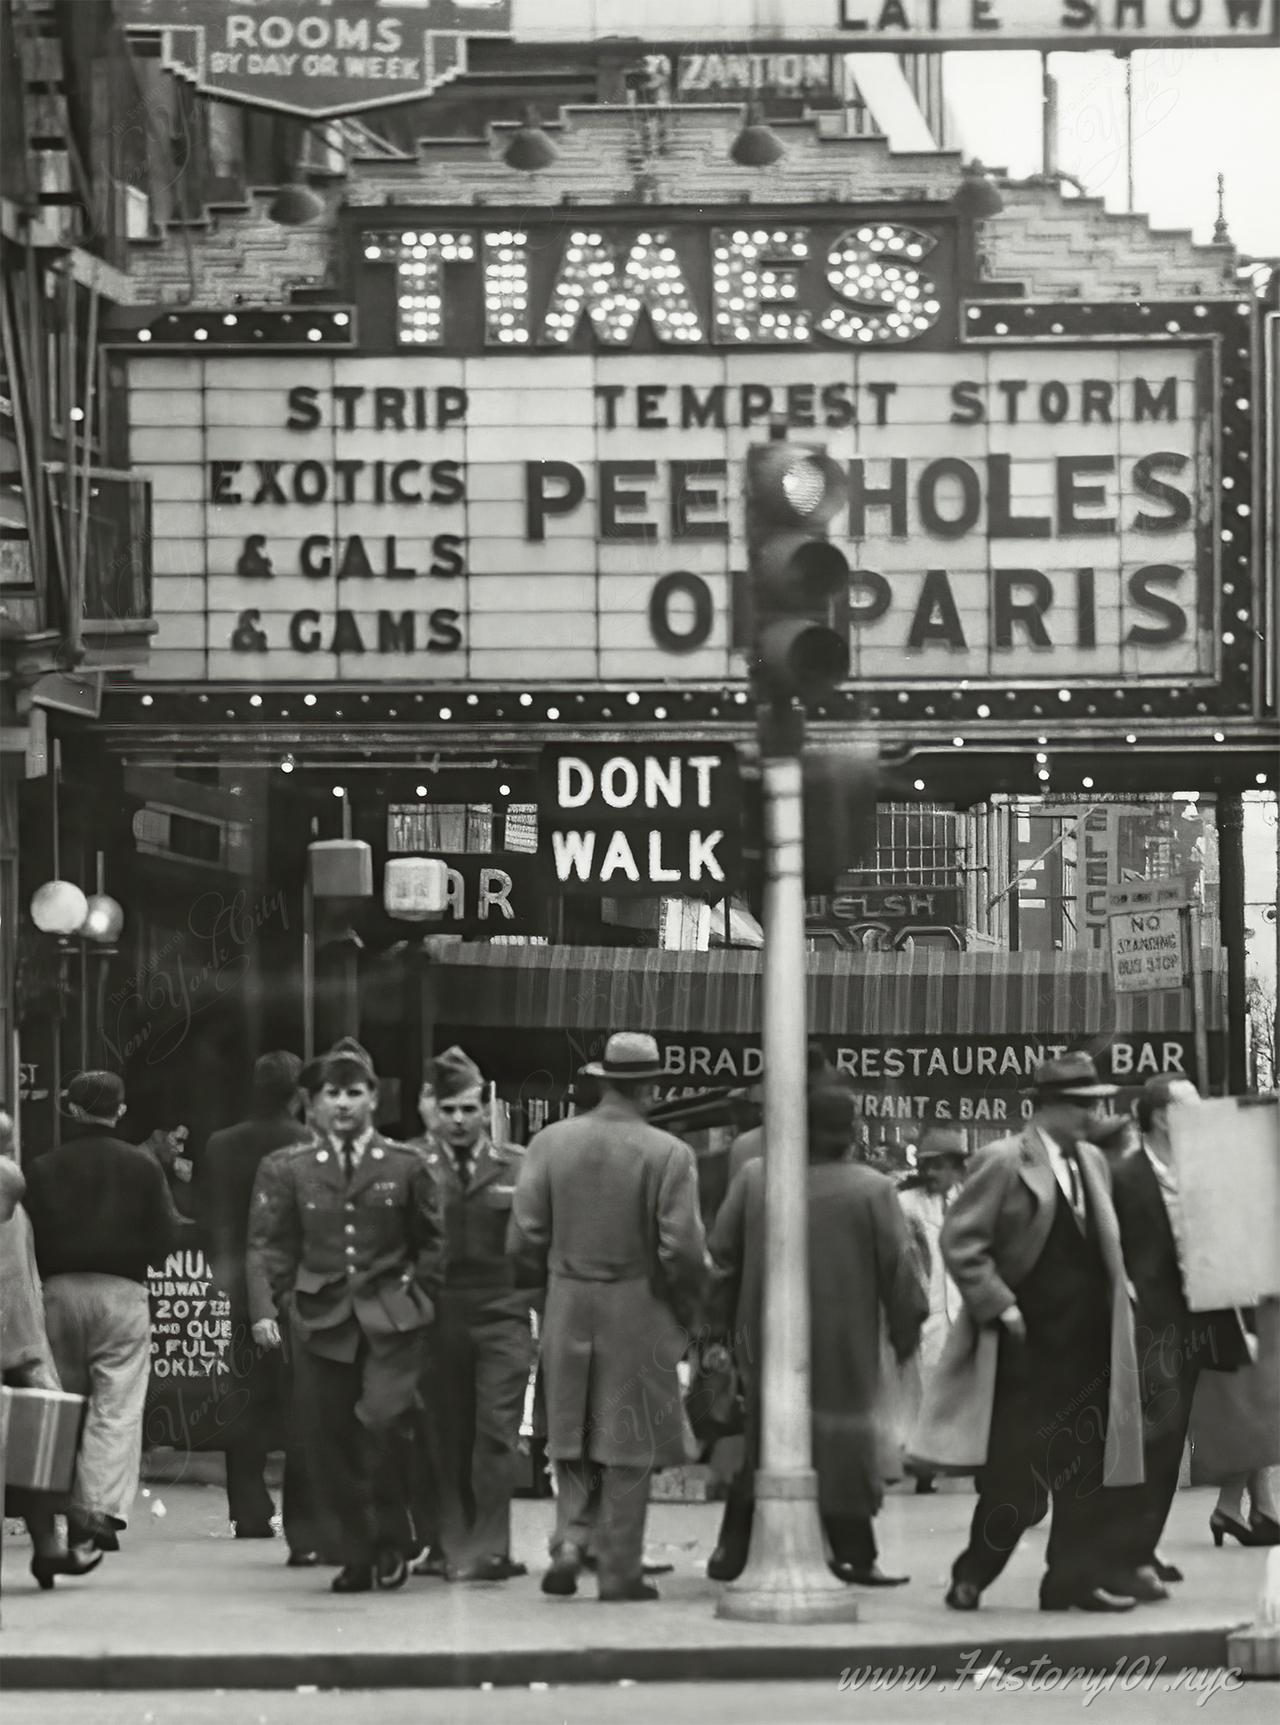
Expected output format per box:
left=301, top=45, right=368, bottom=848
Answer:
left=431, top=943, right=1224, bottom=1036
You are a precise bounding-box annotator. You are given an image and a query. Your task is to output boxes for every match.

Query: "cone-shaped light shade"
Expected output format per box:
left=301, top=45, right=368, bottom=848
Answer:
left=268, top=178, right=327, bottom=227
left=731, top=103, right=785, bottom=167
left=504, top=111, right=559, bottom=172
left=953, top=163, right=1004, bottom=221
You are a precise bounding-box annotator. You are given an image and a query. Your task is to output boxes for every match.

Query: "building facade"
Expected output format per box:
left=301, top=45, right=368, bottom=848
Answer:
left=7, top=50, right=1277, bottom=1154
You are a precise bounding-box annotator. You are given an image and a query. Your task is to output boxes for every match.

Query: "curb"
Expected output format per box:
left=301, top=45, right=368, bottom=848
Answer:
left=0, top=1627, right=1234, bottom=1691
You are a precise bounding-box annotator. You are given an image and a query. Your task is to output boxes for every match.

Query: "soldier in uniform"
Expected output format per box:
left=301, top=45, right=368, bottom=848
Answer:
left=248, top=1038, right=444, bottom=1593
left=418, top=1046, right=535, bottom=1583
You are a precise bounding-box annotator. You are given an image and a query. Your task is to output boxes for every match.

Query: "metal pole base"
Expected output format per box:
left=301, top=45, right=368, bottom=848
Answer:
left=715, top=1470, right=860, bottom=1624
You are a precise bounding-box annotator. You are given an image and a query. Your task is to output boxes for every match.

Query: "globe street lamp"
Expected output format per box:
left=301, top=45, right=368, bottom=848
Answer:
left=29, top=880, right=125, bottom=1143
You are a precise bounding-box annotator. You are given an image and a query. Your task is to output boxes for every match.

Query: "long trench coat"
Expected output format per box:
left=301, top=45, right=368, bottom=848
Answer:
left=710, top=1157, right=928, bottom=1519
left=908, top=1126, right=1145, bottom=1489
left=507, top=1096, right=707, bottom=1471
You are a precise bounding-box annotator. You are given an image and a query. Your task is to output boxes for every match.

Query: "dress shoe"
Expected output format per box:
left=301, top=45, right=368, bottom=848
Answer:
left=453, top=1554, right=524, bottom=1583
left=234, top=1523, right=276, bottom=1540
left=599, top=1579, right=659, bottom=1602
left=706, top=1545, right=747, bottom=1582
left=836, top=1563, right=909, bottom=1587
left=1210, top=1509, right=1257, bottom=1547
left=1153, top=1556, right=1184, bottom=1583
left=944, top=1580, right=982, bottom=1611
left=1040, top=1585, right=1137, bottom=1613
left=1106, top=1566, right=1169, bottom=1603
left=411, top=1548, right=450, bottom=1579
left=1249, top=1512, right=1280, bottom=1546
left=375, top=1550, right=409, bottom=1591
left=579, top=1551, right=668, bottom=1573
left=286, top=1550, right=320, bottom=1569
left=541, top=1540, right=585, bottom=1597
left=331, top=1565, right=374, bottom=1593
left=30, top=1549, right=104, bottom=1591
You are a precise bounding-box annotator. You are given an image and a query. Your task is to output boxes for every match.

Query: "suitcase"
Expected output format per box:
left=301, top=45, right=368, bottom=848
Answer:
left=0, top=1387, right=87, bottom=1493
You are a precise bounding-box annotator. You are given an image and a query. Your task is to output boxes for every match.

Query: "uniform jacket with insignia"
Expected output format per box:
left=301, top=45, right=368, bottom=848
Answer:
left=246, top=1129, right=445, bottom=1358
left=407, top=1131, right=530, bottom=1318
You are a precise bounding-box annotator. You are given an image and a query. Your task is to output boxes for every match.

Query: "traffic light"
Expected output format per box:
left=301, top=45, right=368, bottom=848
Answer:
left=744, top=442, right=850, bottom=702
left=802, top=742, right=909, bottom=893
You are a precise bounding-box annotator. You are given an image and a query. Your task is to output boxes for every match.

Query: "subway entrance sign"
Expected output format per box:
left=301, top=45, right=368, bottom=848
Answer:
left=1107, top=877, right=1191, bottom=994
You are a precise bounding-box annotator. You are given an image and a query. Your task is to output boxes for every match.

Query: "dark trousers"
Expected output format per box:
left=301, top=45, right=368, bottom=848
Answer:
left=292, top=1331, right=423, bottom=1568
left=428, top=1296, right=532, bottom=1565
left=1105, top=1339, right=1201, bottom=1573
left=221, top=1316, right=337, bottom=1559
left=714, top=1471, right=878, bottom=1571
left=952, top=1326, right=1110, bottom=1597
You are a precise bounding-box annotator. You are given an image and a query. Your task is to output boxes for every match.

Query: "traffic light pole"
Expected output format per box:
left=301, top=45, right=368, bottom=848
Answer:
left=717, top=700, right=858, bottom=1625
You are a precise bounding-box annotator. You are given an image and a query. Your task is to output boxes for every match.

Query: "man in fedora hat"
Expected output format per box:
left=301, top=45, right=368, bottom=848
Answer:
left=408, top=1045, right=534, bottom=1583
left=23, top=1071, right=178, bottom=1555
left=248, top=1038, right=444, bottom=1594
left=910, top=1052, right=1145, bottom=1614
left=509, top=1031, right=707, bottom=1601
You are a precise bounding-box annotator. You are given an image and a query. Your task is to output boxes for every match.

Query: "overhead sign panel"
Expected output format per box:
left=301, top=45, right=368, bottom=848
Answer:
left=119, top=0, right=514, bottom=117
left=504, top=0, right=1278, bottom=50
left=537, top=745, right=741, bottom=897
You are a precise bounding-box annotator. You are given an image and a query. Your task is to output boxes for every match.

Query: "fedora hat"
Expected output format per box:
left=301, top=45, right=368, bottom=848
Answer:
left=1028, top=1052, right=1118, bottom=1101
left=581, top=1031, right=665, bottom=1082
left=60, top=1070, right=126, bottom=1122
left=916, top=1125, right=968, bottom=1162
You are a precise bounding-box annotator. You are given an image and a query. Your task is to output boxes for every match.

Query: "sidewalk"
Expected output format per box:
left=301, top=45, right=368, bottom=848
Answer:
left=0, top=1483, right=1265, bottom=1691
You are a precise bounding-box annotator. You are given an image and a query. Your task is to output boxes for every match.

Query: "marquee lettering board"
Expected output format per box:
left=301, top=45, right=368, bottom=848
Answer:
left=127, top=337, right=1226, bottom=697
left=503, top=0, right=1278, bottom=50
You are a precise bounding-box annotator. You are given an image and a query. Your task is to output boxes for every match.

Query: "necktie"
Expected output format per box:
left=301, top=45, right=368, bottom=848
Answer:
left=455, top=1149, right=472, bottom=1188
left=1063, top=1149, right=1085, bottom=1226
left=340, top=1134, right=357, bottom=1183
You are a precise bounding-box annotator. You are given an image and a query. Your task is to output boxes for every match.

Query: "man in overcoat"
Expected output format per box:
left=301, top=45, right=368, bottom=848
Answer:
left=709, top=1085, right=927, bottom=1584
left=508, top=1032, right=707, bottom=1601
left=413, top=1046, right=534, bottom=1582
left=248, top=1039, right=444, bottom=1593
left=911, top=1053, right=1145, bottom=1614
left=1102, top=1074, right=1249, bottom=1593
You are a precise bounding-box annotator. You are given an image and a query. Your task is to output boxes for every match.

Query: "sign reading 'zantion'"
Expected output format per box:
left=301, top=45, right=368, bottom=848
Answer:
left=538, top=745, right=741, bottom=897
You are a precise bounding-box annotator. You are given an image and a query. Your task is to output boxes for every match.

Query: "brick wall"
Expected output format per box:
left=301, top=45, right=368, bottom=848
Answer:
left=120, top=106, right=1239, bottom=310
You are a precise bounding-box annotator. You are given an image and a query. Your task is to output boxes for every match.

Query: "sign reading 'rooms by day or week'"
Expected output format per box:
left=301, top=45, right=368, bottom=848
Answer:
left=538, top=745, right=741, bottom=897
left=128, top=342, right=1215, bottom=690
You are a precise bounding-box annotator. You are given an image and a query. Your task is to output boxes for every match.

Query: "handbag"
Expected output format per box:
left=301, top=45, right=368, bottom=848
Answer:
left=683, top=1341, right=746, bottom=1456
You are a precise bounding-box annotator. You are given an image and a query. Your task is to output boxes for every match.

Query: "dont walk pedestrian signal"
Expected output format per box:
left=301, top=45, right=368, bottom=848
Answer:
left=744, top=441, right=850, bottom=701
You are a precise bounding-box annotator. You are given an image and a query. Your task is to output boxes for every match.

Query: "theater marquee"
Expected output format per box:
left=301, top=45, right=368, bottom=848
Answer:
left=120, top=210, right=1258, bottom=721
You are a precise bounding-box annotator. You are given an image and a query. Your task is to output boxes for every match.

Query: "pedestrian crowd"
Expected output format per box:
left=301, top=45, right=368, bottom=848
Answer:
left=1, top=1037, right=1277, bottom=1613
